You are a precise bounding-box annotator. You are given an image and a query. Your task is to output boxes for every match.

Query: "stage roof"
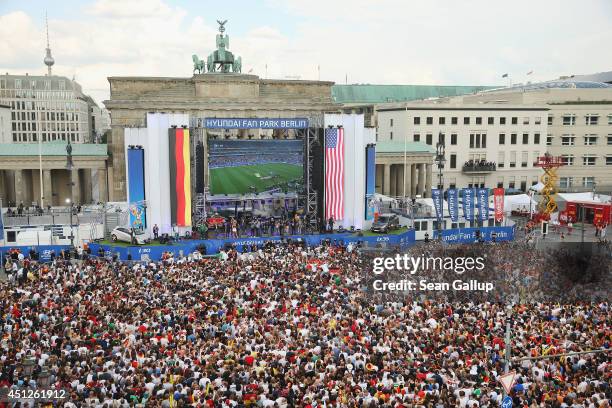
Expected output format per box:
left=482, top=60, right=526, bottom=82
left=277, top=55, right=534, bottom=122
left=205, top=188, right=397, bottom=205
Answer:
left=331, top=84, right=497, bottom=104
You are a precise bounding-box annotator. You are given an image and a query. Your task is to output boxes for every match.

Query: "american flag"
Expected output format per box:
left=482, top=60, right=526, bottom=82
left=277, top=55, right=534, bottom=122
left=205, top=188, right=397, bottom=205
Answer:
left=325, top=127, right=344, bottom=221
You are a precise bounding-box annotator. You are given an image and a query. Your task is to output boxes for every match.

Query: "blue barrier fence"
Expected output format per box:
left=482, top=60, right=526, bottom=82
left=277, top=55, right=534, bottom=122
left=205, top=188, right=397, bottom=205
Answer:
left=0, top=245, right=71, bottom=262
left=433, top=226, right=515, bottom=243
left=1, top=227, right=513, bottom=262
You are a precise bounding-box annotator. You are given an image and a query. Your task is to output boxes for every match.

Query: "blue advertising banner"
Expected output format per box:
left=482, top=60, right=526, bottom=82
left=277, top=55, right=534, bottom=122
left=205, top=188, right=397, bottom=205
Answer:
left=87, top=229, right=419, bottom=261
left=127, top=148, right=147, bottom=229
left=431, top=189, right=443, bottom=220
left=477, top=188, right=489, bottom=221
left=447, top=189, right=459, bottom=222
left=462, top=188, right=475, bottom=221
left=365, top=145, right=376, bottom=220
left=0, top=245, right=71, bottom=262
left=433, top=226, right=515, bottom=243
left=204, top=118, right=309, bottom=129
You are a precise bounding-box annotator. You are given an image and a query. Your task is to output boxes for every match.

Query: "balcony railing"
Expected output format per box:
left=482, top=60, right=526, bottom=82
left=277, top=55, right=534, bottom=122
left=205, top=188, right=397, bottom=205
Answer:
left=462, top=162, right=497, bottom=173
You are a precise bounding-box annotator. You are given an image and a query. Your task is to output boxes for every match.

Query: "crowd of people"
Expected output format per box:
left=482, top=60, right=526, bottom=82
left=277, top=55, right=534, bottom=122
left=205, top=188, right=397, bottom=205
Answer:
left=0, top=239, right=609, bottom=407
left=209, top=153, right=303, bottom=169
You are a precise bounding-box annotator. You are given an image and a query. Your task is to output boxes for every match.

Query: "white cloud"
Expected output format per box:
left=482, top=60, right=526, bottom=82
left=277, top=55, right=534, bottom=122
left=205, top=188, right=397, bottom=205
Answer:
left=1, top=0, right=611, bottom=105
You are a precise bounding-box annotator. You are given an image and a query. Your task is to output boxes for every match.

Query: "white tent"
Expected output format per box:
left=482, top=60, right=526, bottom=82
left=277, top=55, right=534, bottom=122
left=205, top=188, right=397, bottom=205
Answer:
left=557, top=192, right=611, bottom=204
left=529, top=182, right=544, bottom=192
left=502, top=193, right=538, bottom=213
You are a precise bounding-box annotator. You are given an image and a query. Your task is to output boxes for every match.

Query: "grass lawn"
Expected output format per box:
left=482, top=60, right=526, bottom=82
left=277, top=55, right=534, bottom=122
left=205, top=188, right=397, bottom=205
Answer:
left=210, top=163, right=302, bottom=195
left=359, top=227, right=409, bottom=237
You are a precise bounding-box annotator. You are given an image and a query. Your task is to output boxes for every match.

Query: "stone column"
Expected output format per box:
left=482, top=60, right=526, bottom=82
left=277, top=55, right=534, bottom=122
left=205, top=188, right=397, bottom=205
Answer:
left=418, top=163, right=426, bottom=197
left=82, top=169, right=93, bottom=204
left=425, top=164, right=433, bottom=198
left=14, top=170, right=25, bottom=205
left=410, top=164, right=417, bottom=197
left=71, top=168, right=80, bottom=205
left=0, top=170, right=4, bottom=204
left=383, top=164, right=391, bottom=196
left=43, top=170, right=53, bottom=208
left=396, top=164, right=405, bottom=198
left=404, top=164, right=412, bottom=199
left=98, top=168, right=108, bottom=203
left=390, top=165, right=397, bottom=197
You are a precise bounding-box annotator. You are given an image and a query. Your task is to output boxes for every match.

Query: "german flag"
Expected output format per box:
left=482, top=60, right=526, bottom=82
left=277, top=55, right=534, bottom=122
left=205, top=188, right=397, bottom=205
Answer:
left=168, top=127, right=192, bottom=226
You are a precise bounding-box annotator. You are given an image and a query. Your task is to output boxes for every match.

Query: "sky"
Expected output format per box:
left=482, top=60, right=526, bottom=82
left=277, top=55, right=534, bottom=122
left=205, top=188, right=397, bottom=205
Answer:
left=1, top=0, right=611, bottom=105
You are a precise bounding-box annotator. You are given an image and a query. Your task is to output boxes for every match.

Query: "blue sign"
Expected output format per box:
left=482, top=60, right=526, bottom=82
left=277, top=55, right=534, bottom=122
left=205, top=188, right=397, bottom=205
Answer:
left=432, top=189, right=443, bottom=220
left=447, top=189, right=459, bottom=222
left=462, top=188, right=475, bottom=221
left=204, top=118, right=309, bottom=129
left=477, top=188, right=489, bottom=221
left=501, top=396, right=513, bottom=408
left=433, top=226, right=515, bottom=243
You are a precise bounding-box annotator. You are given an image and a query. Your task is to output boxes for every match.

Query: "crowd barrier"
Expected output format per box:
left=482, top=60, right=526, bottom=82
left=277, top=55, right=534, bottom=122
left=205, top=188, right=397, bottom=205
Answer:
left=433, top=226, right=515, bottom=243
left=1, top=227, right=514, bottom=262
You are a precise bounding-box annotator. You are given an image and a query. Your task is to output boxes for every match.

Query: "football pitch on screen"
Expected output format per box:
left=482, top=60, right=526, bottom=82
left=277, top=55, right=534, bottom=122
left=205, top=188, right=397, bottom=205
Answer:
left=210, top=163, right=303, bottom=195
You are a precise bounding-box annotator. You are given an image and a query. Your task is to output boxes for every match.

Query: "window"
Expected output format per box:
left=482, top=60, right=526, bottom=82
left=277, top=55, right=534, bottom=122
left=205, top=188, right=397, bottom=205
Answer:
left=450, top=154, right=457, bottom=169
left=469, top=134, right=474, bottom=148
left=498, top=151, right=505, bottom=168
left=583, top=156, right=596, bottom=166
left=584, top=136, right=597, bottom=145
left=476, top=117, right=482, bottom=125
left=608, top=135, right=612, bottom=145
left=606, top=156, right=612, bottom=165
left=608, top=115, right=612, bottom=125
left=523, top=117, right=529, bottom=125
left=450, top=133, right=457, bottom=145
left=500, top=117, right=506, bottom=125
left=15, top=79, right=21, bottom=89
left=509, top=151, right=516, bottom=168
left=488, top=117, right=494, bottom=125
left=521, top=179, right=527, bottom=192
left=426, top=134, right=432, bottom=145
left=511, top=117, right=518, bottom=125
left=499, top=133, right=505, bottom=145
left=561, top=155, right=574, bottom=166
left=390, top=131, right=393, bottom=140
left=562, top=115, right=576, bottom=125
left=521, top=151, right=528, bottom=167
left=426, top=117, right=433, bottom=125
left=508, top=178, right=515, bottom=189
left=560, top=177, right=573, bottom=189
left=548, top=116, right=553, bottom=125
left=439, top=117, right=445, bottom=125
left=482, top=134, right=487, bottom=148
left=451, top=117, right=458, bottom=125
left=533, top=151, right=540, bottom=164
left=464, top=117, right=470, bottom=125
left=413, top=133, right=420, bottom=142
left=583, top=177, right=595, bottom=188
left=535, top=116, right=541, bottom=125
left=390, top=118, right=393, bottom=127
left=561, top=136, right=575, bottom=146
left=510, top=133, right=517, bottom=144
left=585, top=114, right=598, bottom=125
left=547, top=135, right=553, bottom=145
left=414, top=117, right=420, bottom=125
left=534, top=133, right=540, bottom=144
left=521, top=133, right=528, bottom=144
left=497, top=179, right=504, bottom=188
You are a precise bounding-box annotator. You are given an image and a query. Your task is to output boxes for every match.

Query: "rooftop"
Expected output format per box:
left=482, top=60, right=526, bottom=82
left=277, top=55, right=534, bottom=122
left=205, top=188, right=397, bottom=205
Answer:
left=0, top=142, right=108, bottom=157
left=375, top=140, right=436, bottom=154
left=482, top=80, right=612, bottom=94
left=331, top=84, right=498, bottom=104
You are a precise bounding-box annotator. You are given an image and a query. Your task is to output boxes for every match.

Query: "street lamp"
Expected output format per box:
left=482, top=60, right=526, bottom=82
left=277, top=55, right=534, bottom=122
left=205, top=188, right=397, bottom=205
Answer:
left=434, top=133, right=446, bottom=238
left=65, top=198, right=74, bottom=249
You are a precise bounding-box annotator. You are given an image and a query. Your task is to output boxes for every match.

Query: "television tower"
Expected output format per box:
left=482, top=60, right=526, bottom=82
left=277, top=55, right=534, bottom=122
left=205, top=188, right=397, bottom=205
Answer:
left=43, top=12, right=55, bottom=76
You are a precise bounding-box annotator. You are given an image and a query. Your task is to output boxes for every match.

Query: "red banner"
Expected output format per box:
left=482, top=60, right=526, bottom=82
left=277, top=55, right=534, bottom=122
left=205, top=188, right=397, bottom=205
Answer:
left=493, top=188, right=505, bottom=222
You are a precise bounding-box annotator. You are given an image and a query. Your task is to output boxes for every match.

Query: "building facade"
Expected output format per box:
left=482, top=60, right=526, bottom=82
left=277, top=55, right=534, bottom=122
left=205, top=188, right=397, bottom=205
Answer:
left=0, top=74, right=95, bottom=143
left=376, top=103, right=548, bottom=192
left=459, top=82, right=612, bottom=194
left=0, top=104, right=10, bottom=143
